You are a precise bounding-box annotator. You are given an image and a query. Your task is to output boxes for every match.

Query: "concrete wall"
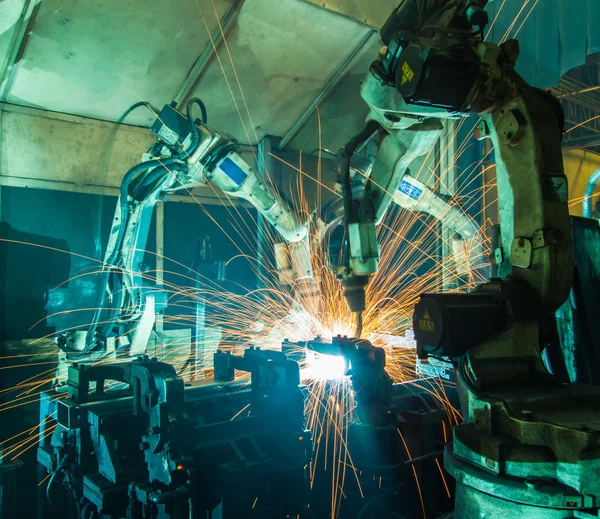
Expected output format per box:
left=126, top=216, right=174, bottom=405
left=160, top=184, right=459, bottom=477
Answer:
left=0, top=102, right=246, bottom=204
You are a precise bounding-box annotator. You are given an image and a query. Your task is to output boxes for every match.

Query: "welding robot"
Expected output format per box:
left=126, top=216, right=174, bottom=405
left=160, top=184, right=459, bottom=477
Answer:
left=58, top=93, right=470, bottom=359
left=42, top=0, right=600, bottom=517
left=335, top=0, right=600, bottom=517
left=54, top=88, right=478, bottom=360
left=56, top=98, right=317, bottom=358
left=40, top=14, right=483, bottom=517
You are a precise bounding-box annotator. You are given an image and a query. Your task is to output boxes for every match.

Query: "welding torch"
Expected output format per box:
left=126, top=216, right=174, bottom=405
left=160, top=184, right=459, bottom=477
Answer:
left=336, top=121, right=381, bottom=338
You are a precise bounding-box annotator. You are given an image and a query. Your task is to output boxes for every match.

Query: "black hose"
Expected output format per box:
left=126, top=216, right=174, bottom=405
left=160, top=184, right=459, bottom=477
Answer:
left=46, top=469, right=69, bottom=511
left=116, top=101, right=159, bottom=126
left=340, top=121, right=381, bottom=255
left=46, top=459, right=80, bottom=514
left=181, top=97, right=208, bottom=160
left=186, top=97, right=208, bottom=125
left=130, top=163, right=182, bottom=201
left=113, top=156, right=182, bottom=261
left=64, top=476, right=83, bottom=519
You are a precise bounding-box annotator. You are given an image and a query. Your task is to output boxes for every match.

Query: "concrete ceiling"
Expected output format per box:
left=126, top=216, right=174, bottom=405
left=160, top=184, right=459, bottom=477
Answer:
left=2, top=0, right=598, bottom=157
left=0, top=0, right=382, bottom=154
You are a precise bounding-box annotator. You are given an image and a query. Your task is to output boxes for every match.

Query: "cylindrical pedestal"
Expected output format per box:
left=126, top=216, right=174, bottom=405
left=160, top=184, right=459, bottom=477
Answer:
left=446, top=445, right=600, bottom=519
left=455, top=481, right=584, bottom=519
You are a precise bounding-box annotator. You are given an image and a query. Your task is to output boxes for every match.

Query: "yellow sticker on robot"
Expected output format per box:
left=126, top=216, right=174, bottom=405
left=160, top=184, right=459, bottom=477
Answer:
left=419, top=309, right=435, bottom=332
left=401, top=62, right=414, bottom=85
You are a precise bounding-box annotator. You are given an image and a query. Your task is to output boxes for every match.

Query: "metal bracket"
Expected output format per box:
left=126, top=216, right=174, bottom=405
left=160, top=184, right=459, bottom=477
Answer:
left=510, top=237, right=532, bottom=268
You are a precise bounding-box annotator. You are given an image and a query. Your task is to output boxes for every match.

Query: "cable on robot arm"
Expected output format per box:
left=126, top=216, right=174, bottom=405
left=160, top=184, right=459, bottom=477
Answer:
left=79, top=98, right=209, bottom=356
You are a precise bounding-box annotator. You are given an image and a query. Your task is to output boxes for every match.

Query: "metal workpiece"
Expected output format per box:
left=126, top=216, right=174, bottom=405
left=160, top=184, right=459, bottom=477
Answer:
left=281, top=336, right=454, bottom=517
left=38, top=352, right=311, bottom=519
left=283, top=335, right=394, bottom=424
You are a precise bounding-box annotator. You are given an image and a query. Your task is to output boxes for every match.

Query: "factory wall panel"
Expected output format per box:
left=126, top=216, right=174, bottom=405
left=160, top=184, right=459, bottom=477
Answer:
left=0, top=185, right=259, bottom=340
left=0, top=186, right=130, bottom=339
left=0, top=103, right=254, bottom=204
left=564, top=149, right=600, bottom=217
left=0, top=103, right=154, bottom=191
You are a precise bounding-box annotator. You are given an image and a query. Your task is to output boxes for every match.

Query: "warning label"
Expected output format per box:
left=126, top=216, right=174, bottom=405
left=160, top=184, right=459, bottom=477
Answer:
left=401, top=61, right=415, bottom=86
left=418, top=309, right=435, bottom=332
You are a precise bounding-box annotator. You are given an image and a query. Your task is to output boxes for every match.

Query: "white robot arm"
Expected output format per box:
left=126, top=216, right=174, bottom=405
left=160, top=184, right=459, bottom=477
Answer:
left=393, top=175, right=477, bottom=240
left=337, top=0, right=566, bottom=335
left=80, top=101, right=311, bottom=355
left=393, top=174, right=484, bottom=275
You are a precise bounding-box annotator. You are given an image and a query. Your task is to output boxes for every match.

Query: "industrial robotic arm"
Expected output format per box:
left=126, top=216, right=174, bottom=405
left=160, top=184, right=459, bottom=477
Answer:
left=315, top=142, right=482, bottom=291
left=337, top=0, right=560, bottom=327
left=79, top=101, right=312, bottom=355
left=339, top=2, right=600, bottom=517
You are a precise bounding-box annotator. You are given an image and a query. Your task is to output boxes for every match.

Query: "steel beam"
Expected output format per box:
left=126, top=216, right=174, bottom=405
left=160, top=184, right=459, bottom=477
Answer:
left=297, top=0, right=397, bottom=28
left=278, top=29, right=376, bottom=150
left=0, top=0, right=41, bottom=101
left=173, top=0, right=246, bottom=107
left=563, top=135, right=600, bottom=150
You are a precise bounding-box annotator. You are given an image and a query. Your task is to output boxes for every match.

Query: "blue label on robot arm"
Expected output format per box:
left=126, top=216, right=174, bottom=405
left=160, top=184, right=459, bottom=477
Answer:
left=399, top=179, right=423, bottom=200
left=219, top=157, right=248, bottom=186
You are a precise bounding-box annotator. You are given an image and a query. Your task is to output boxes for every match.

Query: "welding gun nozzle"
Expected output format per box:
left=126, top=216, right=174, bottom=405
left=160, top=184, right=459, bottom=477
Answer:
left=341, top=276, right=369, bottom=314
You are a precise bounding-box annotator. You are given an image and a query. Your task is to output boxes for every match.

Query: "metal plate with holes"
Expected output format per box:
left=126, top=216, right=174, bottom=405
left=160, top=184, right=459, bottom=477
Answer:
left=510, top=237, right=532, bottom=268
